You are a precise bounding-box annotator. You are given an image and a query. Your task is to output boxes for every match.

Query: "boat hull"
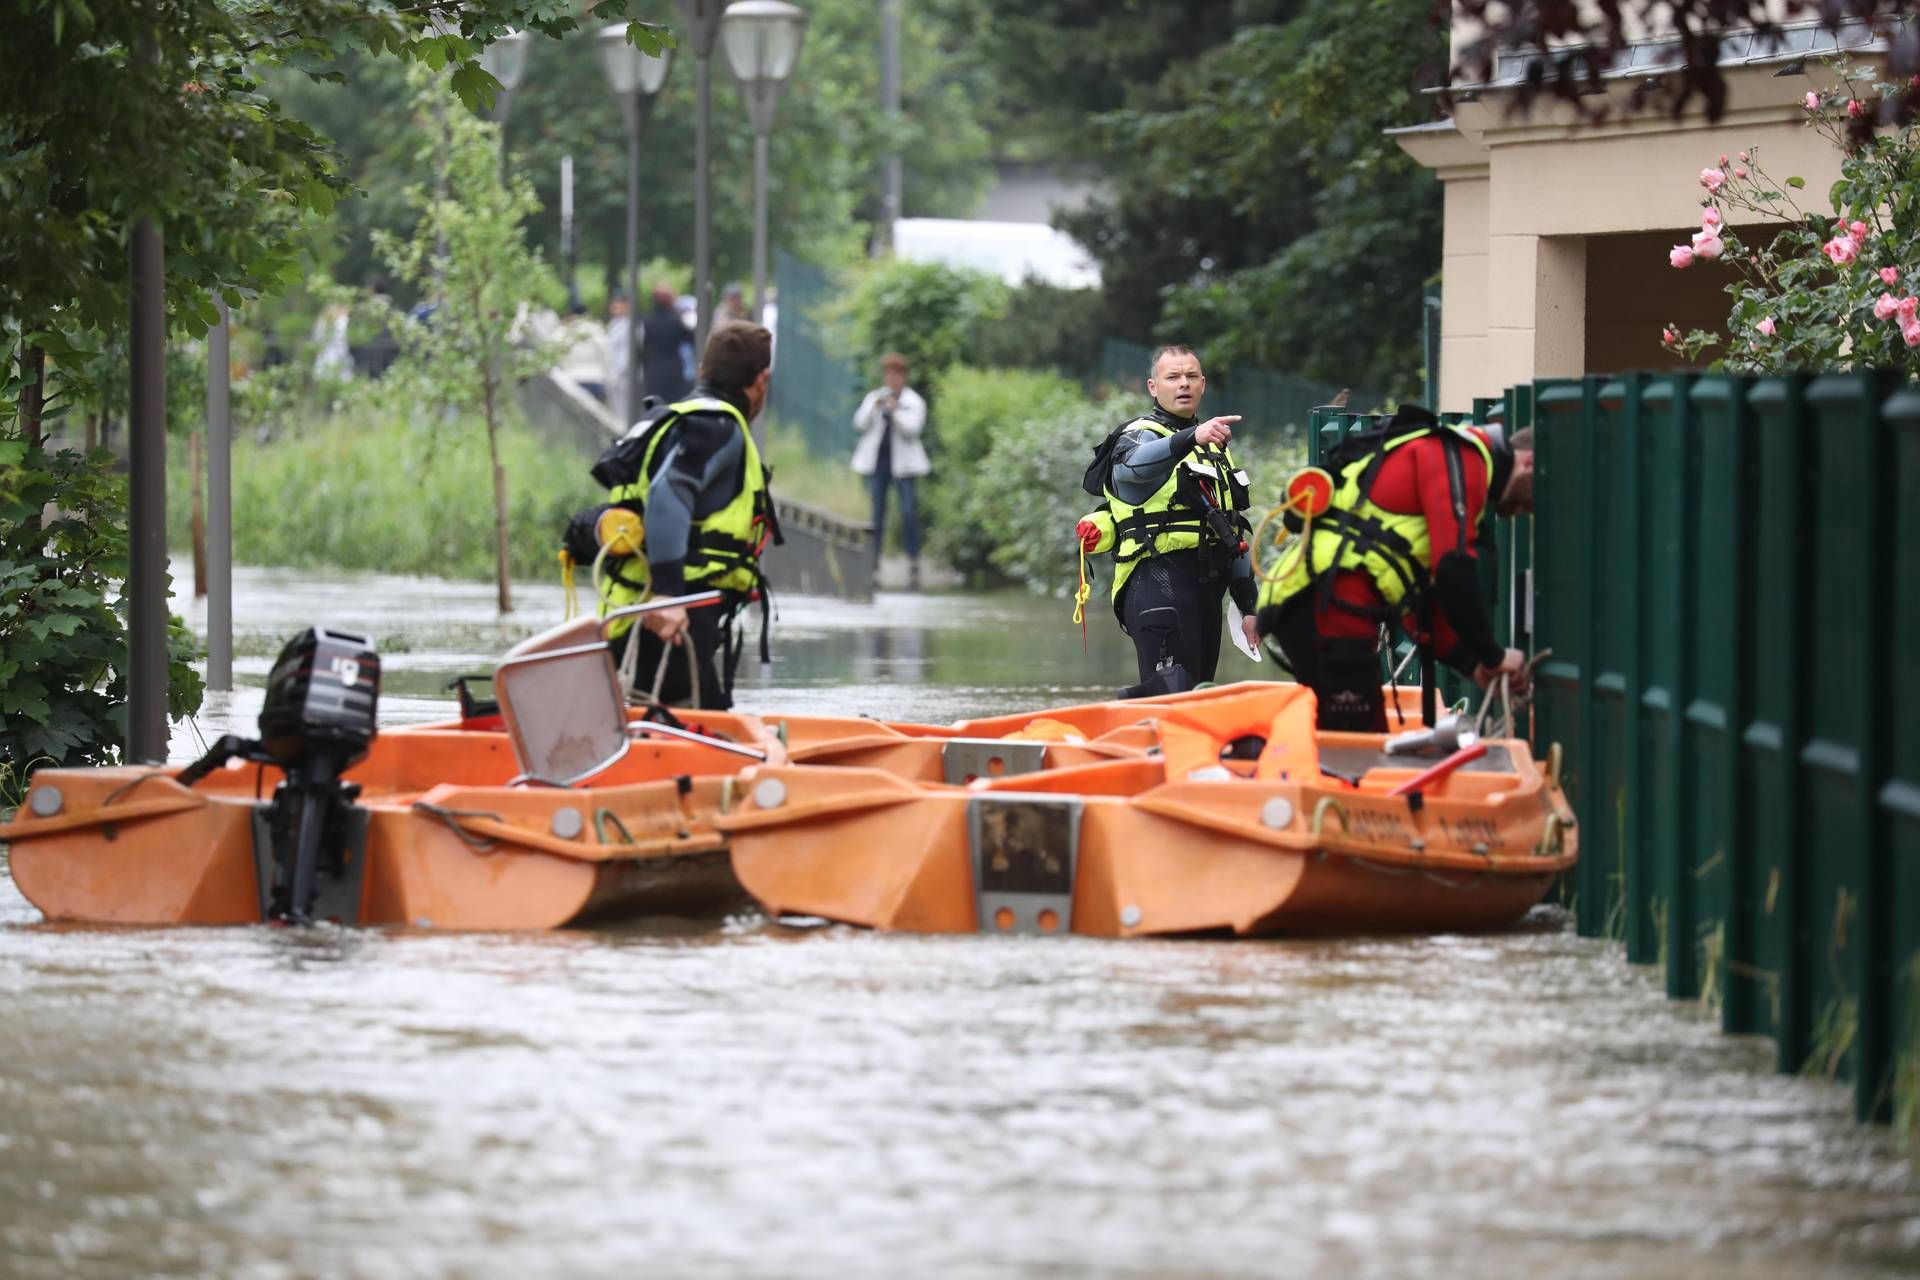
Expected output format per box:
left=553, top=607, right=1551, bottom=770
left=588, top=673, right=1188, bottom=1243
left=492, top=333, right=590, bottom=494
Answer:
left=719, top=734, right=1578, bottom=939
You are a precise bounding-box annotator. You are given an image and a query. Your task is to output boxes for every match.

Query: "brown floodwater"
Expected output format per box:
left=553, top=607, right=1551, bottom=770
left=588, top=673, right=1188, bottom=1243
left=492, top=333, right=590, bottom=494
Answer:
left=0, top=566, right=1914, bottom=1278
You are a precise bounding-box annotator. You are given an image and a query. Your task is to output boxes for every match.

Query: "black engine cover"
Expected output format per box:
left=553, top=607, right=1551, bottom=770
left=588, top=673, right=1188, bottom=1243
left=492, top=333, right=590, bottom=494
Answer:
left=257, top=627, right=380, bottom=768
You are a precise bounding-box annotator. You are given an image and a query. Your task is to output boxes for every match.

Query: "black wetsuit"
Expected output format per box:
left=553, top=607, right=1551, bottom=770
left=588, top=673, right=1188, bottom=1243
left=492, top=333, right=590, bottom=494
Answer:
left=1107, top=406, right=1257, bottom=686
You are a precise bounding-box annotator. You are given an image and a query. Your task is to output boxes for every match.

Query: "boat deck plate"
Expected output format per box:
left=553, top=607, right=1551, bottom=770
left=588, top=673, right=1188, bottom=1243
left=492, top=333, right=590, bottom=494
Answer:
left=967, top=794, right=1081, bottom=935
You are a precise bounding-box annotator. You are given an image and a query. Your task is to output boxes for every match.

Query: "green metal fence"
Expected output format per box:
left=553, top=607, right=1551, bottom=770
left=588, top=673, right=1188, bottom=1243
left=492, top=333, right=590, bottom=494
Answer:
left=1529, top=369, right=1918, bottom=1125
left=769, top=250, right=864, bottom=460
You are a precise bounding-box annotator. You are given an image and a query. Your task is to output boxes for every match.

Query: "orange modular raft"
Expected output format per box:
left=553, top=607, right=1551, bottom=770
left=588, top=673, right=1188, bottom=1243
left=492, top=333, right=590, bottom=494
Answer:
left=716, top=683, right=1579, bottom=939
left=3, top=721, right=788, bottom=930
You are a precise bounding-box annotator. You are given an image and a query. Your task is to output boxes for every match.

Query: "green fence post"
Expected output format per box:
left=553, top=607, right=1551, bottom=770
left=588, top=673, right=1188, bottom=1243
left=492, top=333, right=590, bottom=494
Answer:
left=1802, top=371, right=1894, bottom=1119
left=1532, top=377, right=1598, bottom=934
left=1684, top=375, right=1756, bottom=1025
left=1594, top=374, right=1650, bottom=961
left=1743, top=375, right=1813, bottom=1072
left=1508, top=385, right=1536, bottom=661
left=1880, top=382, right=1920, bottom=1130
left=1640, top=373, right=1694, bottom=989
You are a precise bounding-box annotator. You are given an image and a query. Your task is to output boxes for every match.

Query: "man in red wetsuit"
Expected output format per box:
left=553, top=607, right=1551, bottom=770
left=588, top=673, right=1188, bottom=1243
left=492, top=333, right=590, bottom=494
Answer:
left=1255, top=404, right=1535, bottom=731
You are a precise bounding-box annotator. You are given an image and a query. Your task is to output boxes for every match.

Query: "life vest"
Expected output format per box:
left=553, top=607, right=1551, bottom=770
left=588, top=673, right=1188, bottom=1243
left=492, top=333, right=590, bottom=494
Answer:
left=598, top=396, right=778, bottom=638
left=1258, top=422, right=1493, bottom=620
left=1102, top=417, right=1251, bottom=602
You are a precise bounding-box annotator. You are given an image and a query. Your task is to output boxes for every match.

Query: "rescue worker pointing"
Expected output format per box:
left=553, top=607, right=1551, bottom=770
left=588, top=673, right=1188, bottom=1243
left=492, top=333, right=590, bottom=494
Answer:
left=1256, top=404, right=1534, bottom=731
left=1088, top=345, right=1259, bottom=695
left=596, top=321, right=780, bottom=710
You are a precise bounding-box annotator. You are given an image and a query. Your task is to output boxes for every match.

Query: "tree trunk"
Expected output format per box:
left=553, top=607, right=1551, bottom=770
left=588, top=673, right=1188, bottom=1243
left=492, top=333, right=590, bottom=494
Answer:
left=83, top=412, right=98, bottom=452
left=189, top=428, right=207, bottom=598
left=20, top=343, right=45, bottom=447
left=482, top=371, right=513, bottom=615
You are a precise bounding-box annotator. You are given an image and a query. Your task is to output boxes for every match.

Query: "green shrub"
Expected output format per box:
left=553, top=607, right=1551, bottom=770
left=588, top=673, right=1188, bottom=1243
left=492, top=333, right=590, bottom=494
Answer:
left=922, top=365, right=1094, bottom=579
left=831, top=259, right=1010, bottom=394
left=969, top=277, right=1105, bottom=379
left=2, top=441, right=203, bottom=774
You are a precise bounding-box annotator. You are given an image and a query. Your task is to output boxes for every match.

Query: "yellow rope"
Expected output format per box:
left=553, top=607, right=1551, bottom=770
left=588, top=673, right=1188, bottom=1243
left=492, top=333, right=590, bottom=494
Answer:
left=559, top=551, right=579, bottom=620
left=1072, top=541, right=1091, bottom=627
left=1251, top=495, right=1313, bottom=584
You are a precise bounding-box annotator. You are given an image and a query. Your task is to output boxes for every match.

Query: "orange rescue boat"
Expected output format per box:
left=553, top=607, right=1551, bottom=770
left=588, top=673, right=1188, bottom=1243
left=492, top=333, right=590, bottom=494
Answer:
left=4, top=611, right=784, bottom=930
left=717, top=682, right=1578, bottom=938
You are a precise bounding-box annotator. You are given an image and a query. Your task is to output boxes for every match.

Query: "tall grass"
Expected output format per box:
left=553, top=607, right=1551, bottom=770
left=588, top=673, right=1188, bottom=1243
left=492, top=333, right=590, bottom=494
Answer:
left=168, top=406, right=599, bottom=584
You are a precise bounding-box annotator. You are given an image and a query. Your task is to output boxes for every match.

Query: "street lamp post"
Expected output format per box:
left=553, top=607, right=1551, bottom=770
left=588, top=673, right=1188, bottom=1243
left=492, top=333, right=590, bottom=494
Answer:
left=597, top=24, right=673, bottom=428
left=676, top=1, right=730, bottom=349
left=477, top=27, right=532, bottom=124
left=721, top=0, right=809, bottom=327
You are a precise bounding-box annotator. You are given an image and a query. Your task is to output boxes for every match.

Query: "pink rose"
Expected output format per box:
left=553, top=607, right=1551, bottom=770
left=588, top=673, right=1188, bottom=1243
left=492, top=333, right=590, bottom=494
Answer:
left=1823, top=236, right=1860, bottom=265
left=1876, top=293, right=1901, bottom=320
left=1719, top=153, right=1729, bottom=166
left=1904, top=319, right=1920, bottom=349
left=1881, top=267, right=1901, bottom=286
left=1850, top=220, right=1869, bottom=244
left=1848, top=98, right=1865, bottom=119
left=1900, top=295, right=1919, bottom=322
left=1805, top=91, right=1821, bottom=109
left=1662, top=326, right=1679, bottom=344
left=1701, top=207, right=1723, bottom=229
left=1734, top=166, right=1748, bottom=178
left=1670, top=244, right=1695, bottom=269
left=1737, top=150, right=1750, bottom=162
left=1756, top=316, right=1777, bottom=336
left=1700, top=167, right=1726, bottom=192
left=1692, top=232, right=1725, bottom=261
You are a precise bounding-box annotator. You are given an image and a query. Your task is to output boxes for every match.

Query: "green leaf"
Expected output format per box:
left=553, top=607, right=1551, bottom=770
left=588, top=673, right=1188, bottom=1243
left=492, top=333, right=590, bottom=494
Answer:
left=450, top=61, right=502, bottom=115
left=1, top=679, right=51, bottom=724
left=1786, top=175, right=1806, bottom=189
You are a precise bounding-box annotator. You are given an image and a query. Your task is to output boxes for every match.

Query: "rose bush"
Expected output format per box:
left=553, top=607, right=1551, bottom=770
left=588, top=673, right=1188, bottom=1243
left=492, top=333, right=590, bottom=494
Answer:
left=1662, top=61, right=1920, bottom=375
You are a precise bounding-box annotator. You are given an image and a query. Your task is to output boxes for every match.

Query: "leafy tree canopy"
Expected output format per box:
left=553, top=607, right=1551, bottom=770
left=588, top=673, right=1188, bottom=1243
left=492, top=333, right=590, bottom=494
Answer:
left=274, top=0, right=998, bottom=302
left=967, top=0, right=1445, bottom=399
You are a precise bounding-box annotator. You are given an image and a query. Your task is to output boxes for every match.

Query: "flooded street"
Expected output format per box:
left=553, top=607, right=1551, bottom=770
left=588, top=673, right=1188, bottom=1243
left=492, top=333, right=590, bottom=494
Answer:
left=2, top=566, right=1916, bottom=1278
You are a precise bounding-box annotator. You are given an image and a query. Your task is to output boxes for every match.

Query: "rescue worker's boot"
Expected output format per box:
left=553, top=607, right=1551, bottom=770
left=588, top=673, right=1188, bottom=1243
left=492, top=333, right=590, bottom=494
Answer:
left=1119, top=607, right=1192, bottom=700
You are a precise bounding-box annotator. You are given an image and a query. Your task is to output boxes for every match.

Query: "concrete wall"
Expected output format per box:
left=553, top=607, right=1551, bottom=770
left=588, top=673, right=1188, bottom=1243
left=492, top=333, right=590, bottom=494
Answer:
left=1397, top=59, right=1857, bottom=411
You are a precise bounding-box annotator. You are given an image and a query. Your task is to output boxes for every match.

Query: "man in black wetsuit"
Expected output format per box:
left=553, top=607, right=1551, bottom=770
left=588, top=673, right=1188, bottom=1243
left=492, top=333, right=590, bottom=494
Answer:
left=1094, top=345, right=1258, bottom=694
left=600, top=322, right=778, bottom=710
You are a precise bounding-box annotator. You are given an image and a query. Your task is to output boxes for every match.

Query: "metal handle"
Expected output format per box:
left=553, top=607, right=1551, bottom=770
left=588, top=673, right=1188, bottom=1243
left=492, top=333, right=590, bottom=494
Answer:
left=626, top=719, right=768, bottom=760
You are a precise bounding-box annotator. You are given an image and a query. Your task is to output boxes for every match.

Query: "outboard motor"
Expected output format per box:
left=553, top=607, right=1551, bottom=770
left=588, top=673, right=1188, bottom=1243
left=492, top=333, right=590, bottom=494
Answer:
left=177, top=627, right=380, bottom=923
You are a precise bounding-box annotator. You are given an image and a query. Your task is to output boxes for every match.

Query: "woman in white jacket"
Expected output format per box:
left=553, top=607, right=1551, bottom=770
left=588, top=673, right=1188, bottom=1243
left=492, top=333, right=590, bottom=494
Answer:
left=851, top=353, right=930, bottom=588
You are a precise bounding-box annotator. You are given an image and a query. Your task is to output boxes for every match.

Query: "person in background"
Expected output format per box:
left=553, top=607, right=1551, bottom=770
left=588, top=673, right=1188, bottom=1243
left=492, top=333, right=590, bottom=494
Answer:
left=606, top=291, right=633, bottom=427
left=642, top=284, right=694, bottom=405
left=762, top=285, right=779, bottom=369
left=555, top=299, right=608, bottom=402
left=719, top=282, right=749, bottom=325
left=851, top=353, right=929, bottom=590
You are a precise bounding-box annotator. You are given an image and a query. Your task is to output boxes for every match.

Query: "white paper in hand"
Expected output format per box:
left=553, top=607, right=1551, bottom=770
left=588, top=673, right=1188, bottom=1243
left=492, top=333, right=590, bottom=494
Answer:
left=1226, top=599, right=1261, bottom=662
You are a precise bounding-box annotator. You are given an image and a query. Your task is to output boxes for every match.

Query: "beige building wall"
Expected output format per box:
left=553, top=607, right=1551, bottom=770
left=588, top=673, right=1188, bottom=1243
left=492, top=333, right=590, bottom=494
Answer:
left=1398, top=58, right=1859, bottom=411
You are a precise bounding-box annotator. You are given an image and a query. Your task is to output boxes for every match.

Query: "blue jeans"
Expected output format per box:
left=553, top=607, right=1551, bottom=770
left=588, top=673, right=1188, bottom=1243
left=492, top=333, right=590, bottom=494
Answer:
left=869, top=472, right=920, bottom=560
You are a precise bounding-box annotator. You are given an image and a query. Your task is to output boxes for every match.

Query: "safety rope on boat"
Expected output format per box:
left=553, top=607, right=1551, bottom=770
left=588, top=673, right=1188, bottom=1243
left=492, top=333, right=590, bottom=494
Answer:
left=102, top=770, right=174, bottom=808
left=411, top=801, right=505, bottom=852
left=594, top=808, right=636, bottom=846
